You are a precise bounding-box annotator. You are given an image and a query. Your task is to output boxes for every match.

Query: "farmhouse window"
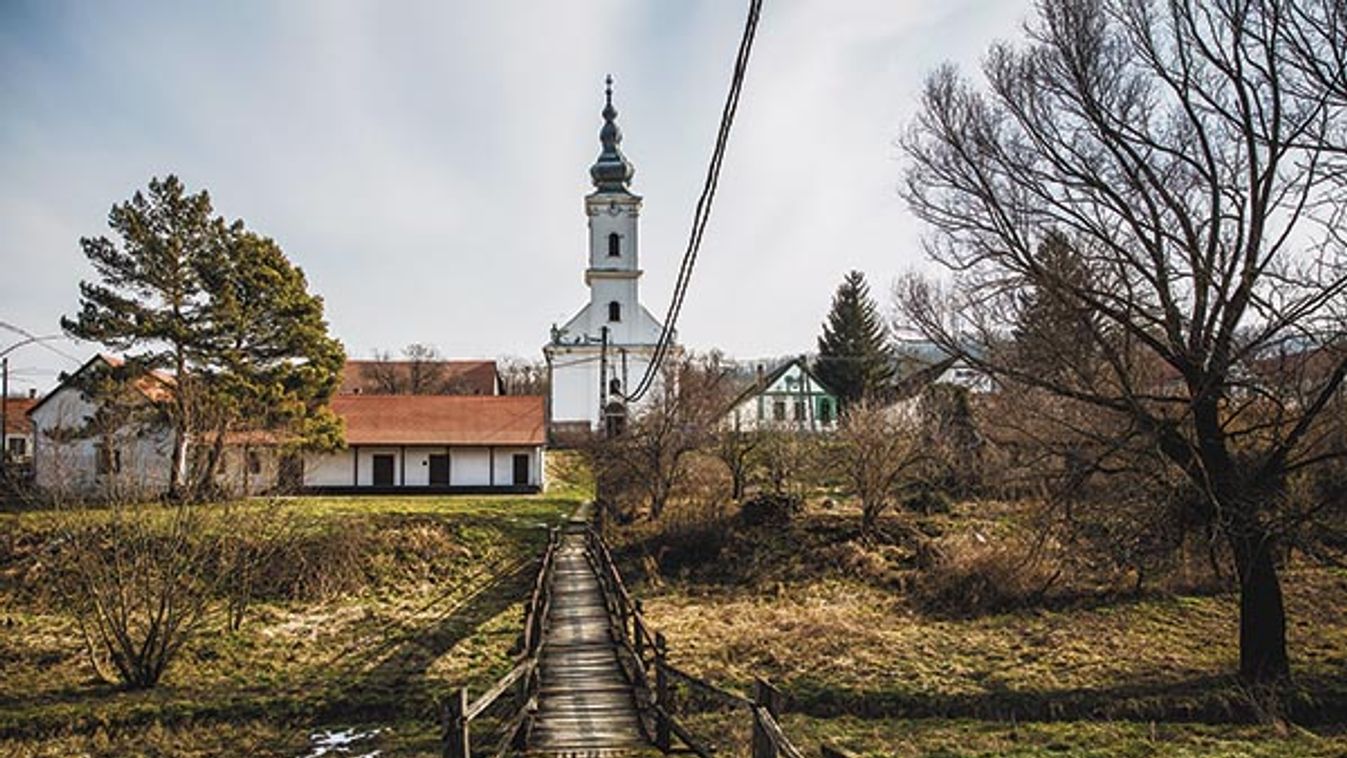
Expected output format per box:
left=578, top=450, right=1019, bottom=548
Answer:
left=247, top=451, right=262, bottom=475
left=608, top=301, right=622, bottom=322
left=608, top=232, right=621, bottom=257
left=793, top=400, right=806, bottom=420
left=773, top=401, right=786, bottom=421
left=6, top=437, right=25, bottom=458
left=819, top=399, right=833, bottom=424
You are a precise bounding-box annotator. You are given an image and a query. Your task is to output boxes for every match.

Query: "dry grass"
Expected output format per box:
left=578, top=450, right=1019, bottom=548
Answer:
left=619, top=497, right=1347, bottom=754
left=0, top=489, right=580, bottom=756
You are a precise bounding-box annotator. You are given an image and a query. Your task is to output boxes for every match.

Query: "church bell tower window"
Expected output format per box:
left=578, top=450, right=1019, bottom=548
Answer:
left=608, top=301, right=622, bottom=322
left=608, top=232, right=621, bottom=257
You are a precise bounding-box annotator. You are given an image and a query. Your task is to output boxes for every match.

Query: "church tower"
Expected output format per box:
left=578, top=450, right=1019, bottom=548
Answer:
left=545, top=78, right=667, bottom=437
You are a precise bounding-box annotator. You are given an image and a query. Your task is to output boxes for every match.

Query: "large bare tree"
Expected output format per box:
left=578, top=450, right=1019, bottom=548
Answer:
left=898, top=0, right=1346, bottom=685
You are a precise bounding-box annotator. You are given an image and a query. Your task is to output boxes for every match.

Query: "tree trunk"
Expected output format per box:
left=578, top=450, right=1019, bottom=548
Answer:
left=1227, top=520, right=1291, bottom=685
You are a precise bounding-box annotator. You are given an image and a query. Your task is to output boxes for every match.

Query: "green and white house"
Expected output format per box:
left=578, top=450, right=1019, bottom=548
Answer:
left=724, top=357, right=840, bottom=432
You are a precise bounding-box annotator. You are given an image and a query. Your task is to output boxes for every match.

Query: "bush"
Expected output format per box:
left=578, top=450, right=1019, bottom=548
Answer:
left=910, top=531, right=1059, bottom=617
left=903, top=486, right=952, bottom=515
left=739, top=493, right=800, bottom=527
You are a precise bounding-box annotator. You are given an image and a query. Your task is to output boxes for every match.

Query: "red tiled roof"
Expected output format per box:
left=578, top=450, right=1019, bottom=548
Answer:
left=339, top=360, right=500, bottom=396
left=332, top=394, right=544, bottom=446
left=27, top=353, right=177, bottom=417
left=4, top=397, right=36, bottom=434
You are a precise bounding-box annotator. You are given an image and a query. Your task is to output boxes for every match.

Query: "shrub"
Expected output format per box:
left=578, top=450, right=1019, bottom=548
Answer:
left=903, top=485, right=952, bottom=515
left=910, top=531, right=1059, bottom=617
left=739, top=493, right=800, bottom=527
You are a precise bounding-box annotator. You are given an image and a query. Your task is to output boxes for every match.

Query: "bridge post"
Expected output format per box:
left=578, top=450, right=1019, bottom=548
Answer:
left=752, top=677, right=783, bottom=758
left=654, top=631, right=671, bottom=752
left=633, top=599, right=645, bottom=661
left=442, top=687, right=470, bottom=758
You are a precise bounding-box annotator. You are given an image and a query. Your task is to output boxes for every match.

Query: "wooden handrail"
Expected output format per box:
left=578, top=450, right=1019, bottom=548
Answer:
left=464, top=658, right=533, bottom=721
left=443, top=526, right=560, bottom=758
left=586, top=526, right=815, bottom=758
left=659, top=661, right=754, bottom=709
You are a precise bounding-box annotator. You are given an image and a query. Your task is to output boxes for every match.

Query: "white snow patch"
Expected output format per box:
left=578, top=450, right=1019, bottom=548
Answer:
left=298, top=727, right=384, bottom=758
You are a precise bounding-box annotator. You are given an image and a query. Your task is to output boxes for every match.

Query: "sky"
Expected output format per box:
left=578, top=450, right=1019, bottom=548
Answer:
left=0, top=0, right=1034, bottom=395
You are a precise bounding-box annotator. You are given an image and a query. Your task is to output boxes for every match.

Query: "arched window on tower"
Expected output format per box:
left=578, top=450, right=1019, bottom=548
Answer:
left=608, top=301, right=622, bottom=322
left=608, top=232, right=621, bottom=257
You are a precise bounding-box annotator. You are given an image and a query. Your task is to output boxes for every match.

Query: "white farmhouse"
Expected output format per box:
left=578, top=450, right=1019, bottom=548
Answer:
left=27, top=354, right=178, bottom=496
left=301, top=394, right=545, bottom=493
left=724, top=358, right=841, bottom=433
left=545, top=78, right=667, bottom=438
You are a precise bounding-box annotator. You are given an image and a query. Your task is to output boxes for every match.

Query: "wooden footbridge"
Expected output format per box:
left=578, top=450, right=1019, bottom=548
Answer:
left=440, top=513, right=845, bottom=758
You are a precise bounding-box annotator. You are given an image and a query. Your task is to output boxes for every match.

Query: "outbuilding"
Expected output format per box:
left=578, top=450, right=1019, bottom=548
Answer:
left=302, top=394, right=546, bottom=493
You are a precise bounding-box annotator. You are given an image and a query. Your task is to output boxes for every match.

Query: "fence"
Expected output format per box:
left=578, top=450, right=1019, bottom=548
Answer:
left=441, top=527, right=559, bottom=758
left=586, top=525, right=854, bottom=758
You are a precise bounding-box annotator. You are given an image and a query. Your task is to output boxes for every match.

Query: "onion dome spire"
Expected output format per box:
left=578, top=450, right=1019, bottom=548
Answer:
left=590, top=75, right=635, bottom=192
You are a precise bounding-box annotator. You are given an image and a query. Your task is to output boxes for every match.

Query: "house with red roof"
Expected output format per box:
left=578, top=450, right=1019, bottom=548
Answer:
left=301, top=394, right=545, bottom=492
left=26, top=353, right=547, bottom=496
left=338, top=359, right=503, bottom=396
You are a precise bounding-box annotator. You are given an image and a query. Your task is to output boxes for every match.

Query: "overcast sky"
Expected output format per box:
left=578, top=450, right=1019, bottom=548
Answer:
left=0, top=0, right=1033, bottom=395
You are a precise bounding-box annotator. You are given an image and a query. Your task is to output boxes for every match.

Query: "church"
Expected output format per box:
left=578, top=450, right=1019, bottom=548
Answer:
left=545, top=79, right=669, bottom=438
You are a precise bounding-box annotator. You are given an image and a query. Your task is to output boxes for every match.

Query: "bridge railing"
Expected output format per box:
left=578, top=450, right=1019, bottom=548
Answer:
left=587, top=525, right=849, bottom=758
left=442, top=526, right=560, bottom=758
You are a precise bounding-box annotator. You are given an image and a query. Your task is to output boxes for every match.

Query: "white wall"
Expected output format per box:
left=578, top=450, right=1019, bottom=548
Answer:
left=305, top=449, right=354, bottom=487
left=302, top=445, right=542, bottom=489
left=452, top=447, right=492, bottom=486
left=30, top=384, right=175, bottom=496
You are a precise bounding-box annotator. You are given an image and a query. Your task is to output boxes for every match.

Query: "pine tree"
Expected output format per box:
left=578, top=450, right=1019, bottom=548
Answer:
left=816, top=270, right=895, bottom=406
left=193, top=226, right=345, bottom=491
left=62, top=176, right=215, bottom=497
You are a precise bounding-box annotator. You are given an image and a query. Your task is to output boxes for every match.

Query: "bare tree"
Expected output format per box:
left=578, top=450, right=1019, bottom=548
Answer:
left=712, top=427, right=761, bottom=501
left=602, top=353, right=734, bottom=519
left=831, top=400, right=925, bottom=540
left=53, top=496, right=230, bottom=688
left=498, top=356, right=549, bottom=396
left=897, top=0, right=1347, bottom=685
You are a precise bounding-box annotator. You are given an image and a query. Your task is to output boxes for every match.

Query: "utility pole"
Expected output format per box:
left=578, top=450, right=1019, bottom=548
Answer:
left=598, top=326, right=609, bottom=435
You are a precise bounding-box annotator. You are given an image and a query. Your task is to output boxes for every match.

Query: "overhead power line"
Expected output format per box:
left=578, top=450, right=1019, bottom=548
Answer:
left=623, top=0, right=764, bottom=404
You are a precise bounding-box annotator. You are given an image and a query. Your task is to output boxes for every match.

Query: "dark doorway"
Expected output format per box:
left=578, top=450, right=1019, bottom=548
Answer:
left=512, top=454, right=530, bottom=486
left=429, top=453, right=450, bottom=486
left=372, top=454, right=396, bottom=486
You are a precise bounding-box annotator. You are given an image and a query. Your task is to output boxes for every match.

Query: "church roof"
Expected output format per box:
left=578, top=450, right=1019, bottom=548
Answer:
left=590, top=76, right=635, bottom=192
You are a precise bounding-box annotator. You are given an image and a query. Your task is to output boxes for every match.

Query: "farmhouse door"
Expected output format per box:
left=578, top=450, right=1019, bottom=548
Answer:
left=428, top=454, right=450, bottom=486
left=512, top=454, right=530, bottom=486
left=372, top=454, right=395, bottom=486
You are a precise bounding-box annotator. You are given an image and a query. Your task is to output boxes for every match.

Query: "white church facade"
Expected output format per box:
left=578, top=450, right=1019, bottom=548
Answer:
left=545, top=79, right=669, bottom=438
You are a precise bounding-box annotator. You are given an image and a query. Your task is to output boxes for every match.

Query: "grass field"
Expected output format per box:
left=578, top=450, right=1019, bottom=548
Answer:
left=615, top=499, right=1347, bottom=758
left=0, top=486, right=584, bottom=757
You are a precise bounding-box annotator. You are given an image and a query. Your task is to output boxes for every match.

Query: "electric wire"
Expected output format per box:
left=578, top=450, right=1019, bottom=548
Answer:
left=622, top=0, right=763, bottom=404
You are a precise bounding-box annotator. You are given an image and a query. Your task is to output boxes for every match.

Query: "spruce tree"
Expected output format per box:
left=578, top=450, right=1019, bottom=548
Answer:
left=1011, top=231, right=1100, bottom=383
left=816, top=270, right=895, bottom=406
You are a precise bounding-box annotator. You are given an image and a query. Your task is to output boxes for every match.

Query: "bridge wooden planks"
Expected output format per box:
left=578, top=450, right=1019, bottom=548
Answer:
left=528, top=530, right=648, bottom=755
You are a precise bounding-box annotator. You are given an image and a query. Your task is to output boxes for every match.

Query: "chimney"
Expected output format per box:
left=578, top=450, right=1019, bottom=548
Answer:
left=28, top=388, right=37, bottom=399
left=756, top=364, right=765, bottom=386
